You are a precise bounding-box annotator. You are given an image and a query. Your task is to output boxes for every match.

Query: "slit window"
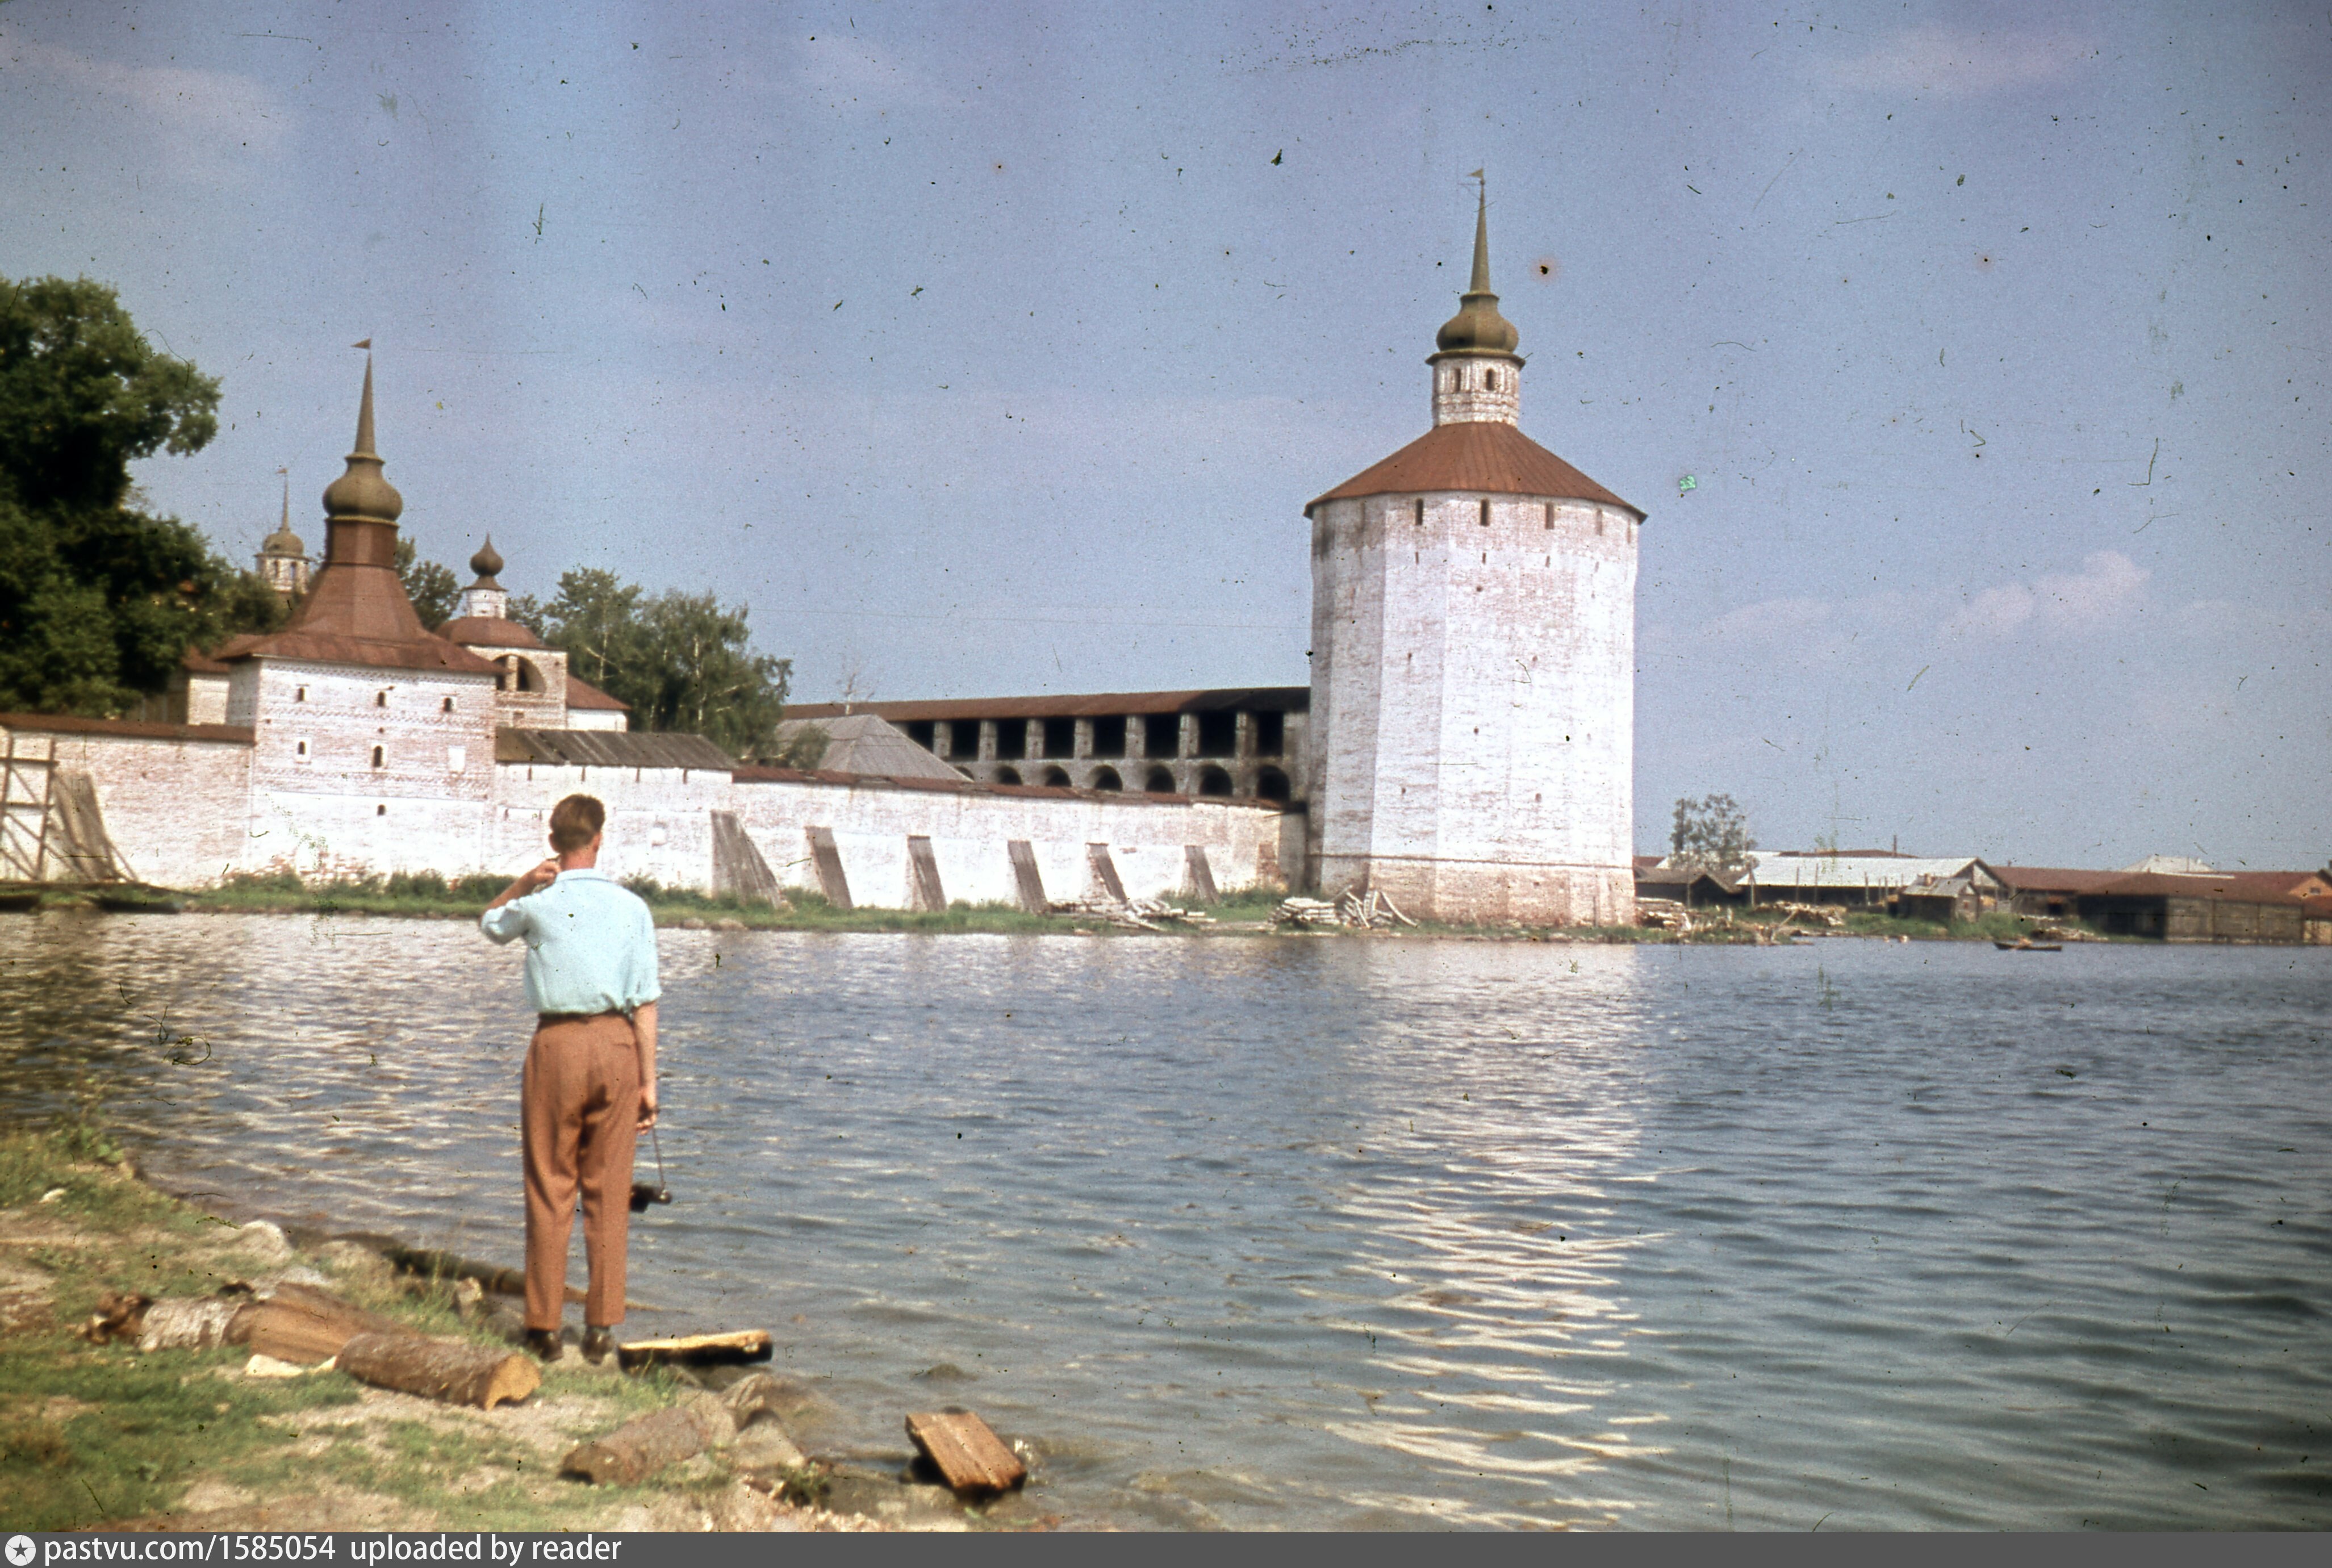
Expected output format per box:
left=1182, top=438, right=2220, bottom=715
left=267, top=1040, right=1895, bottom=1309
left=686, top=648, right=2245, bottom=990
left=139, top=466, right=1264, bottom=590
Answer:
left=370, top=745, right=385, bottom=768
left=1480, top=499, right=1492, bottom=527
left=442, top=697, right=455, bottom=712
left=375, top=691, right=388, bottom=708
left=1485, top=369, right=1498, bottom=391
left=295, top=686, right=307, bottom=702
left=1414, top=498, right=1424, bottom=526
left=1543, top=503, right=1554, bottom=530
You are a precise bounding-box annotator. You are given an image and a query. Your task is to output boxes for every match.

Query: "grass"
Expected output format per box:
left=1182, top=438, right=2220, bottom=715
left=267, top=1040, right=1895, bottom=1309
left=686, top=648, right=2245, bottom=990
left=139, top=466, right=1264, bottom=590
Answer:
left=0, top=1120, right=804, bottom=1533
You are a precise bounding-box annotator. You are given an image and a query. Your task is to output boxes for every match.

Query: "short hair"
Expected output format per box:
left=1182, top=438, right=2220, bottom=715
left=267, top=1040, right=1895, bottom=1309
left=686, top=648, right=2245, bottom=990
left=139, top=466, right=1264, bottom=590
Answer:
left=548, top=794, right=605, bottom=853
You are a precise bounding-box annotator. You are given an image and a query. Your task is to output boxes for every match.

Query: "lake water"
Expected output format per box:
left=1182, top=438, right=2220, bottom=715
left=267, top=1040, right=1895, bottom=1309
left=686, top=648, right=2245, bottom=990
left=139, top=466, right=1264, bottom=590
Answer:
left=2, top=912, right=2326, bottom=1529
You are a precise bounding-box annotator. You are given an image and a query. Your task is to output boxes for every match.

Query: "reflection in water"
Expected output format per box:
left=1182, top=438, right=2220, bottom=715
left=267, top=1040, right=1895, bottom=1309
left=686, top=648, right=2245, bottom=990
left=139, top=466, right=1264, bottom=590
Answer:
left=2, top=913, right=2326, bottom=1530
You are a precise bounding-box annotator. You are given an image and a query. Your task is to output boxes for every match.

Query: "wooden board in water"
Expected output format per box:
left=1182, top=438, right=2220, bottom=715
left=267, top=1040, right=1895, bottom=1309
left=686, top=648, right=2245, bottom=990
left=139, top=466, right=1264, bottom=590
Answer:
left=905, top=1408, right=1026, bottom=1496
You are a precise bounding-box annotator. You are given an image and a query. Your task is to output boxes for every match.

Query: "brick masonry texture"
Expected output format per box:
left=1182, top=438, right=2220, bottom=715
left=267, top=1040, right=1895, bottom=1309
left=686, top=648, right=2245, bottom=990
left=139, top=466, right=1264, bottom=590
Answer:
left=1307, top=490, right=1637, bottom=926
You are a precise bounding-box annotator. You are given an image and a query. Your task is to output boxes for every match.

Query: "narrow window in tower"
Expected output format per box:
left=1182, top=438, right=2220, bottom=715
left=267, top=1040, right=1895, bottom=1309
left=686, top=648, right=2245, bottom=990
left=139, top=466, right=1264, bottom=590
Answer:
left=1486, top=369, right=1498, bottom=391
left=295, top=686, right=307, bottom=702
left=1543, top=503, right=1554, bottom=529
left=1414, top=498, right=1424, bottom=526
left=375, top=691, right=388, bottom=708
left=376, top=804, right=386, bottom=816
left=441, top=697, right=455, bottom=713
left=370, top=745, right=385, bottom=768
left=1480, top=499, right=1491, bottom=527
left=1597, top=515, right=1606, bottom=536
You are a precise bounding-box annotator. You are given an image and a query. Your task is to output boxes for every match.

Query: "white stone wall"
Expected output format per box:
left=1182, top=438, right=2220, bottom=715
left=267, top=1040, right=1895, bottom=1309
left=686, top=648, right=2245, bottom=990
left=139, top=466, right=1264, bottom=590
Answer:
left=232, top=658, right=500, bottom=878
left=489, top=761, right=733, bottom=888
left=1309, top=491, right=1637, bottom=925
left=732, top=778, right=1286, bottom=908
left=564, top=708, right=629, bottom=732
left=1430, top=353, right=1523, bottom=427
left=1, top=723, right=253, bottom=889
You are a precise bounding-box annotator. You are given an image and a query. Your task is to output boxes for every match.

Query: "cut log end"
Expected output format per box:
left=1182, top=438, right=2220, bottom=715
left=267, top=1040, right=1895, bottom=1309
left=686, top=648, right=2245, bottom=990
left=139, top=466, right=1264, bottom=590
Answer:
left=338, top=1331, right=542, bottom=1410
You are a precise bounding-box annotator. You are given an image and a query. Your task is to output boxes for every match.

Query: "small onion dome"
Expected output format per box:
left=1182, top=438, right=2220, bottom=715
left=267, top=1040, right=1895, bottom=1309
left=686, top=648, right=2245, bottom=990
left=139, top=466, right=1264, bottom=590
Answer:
left=261, top=521, right=307, bottom=558
left=320, top=357, right=405, bottom=522
left=1435, top=183, right=1519, bottom=356
left=439, top=615, right=545, bottom=649
left=469, top=535, right=505, bottom=587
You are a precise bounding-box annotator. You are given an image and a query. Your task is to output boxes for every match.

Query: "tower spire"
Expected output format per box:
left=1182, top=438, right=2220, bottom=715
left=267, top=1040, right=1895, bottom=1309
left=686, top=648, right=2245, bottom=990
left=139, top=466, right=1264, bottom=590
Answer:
left=1469, top=170, right=1493, bottom=295
left=353, top=353, right=378, bottom=458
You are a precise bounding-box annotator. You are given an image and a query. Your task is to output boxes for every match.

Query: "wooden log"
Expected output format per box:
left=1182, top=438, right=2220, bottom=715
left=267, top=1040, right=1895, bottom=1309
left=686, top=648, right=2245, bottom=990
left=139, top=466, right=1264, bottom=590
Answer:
left=336, top=1331, right=541, bottom=1409
left=615, top=1328, right=772, bottom=1372
left=227, top=1283, right=406, bottom=1365
left=561, top=1393, right=735, bottom=1485
left=905, top=1408, right=1026, bottom=1497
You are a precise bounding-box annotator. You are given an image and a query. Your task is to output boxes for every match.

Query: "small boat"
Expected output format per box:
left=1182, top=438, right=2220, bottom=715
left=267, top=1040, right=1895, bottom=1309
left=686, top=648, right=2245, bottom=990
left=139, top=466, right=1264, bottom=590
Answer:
left=1995, top=938, right=2062, bottom=952
left=0, top=889, right=40, bottom=913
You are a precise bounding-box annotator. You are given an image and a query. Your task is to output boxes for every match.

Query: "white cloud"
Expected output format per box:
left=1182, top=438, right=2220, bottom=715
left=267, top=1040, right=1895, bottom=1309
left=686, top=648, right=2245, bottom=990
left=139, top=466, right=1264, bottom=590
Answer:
left=0, top=27, right=289, bottom=177
left=1819, top=26, right=2096, bottom=99
left=1945, top=550, right=2149, bottom=638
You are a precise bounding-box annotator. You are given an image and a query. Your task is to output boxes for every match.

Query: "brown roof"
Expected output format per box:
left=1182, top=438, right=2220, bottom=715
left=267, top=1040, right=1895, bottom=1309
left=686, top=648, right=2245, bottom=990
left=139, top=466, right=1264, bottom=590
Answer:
left=782, top=687, right=1308, bottom=722
left=212, top=628, right=501, bottom=676
left=495, top=729, right=734, bottom=770
left=181, top=649, right=233, bottom=676
left=1308, top=420, right=1641, bottom=515
left=563, top=675, right=629, bottom=712
left=1991, top=865, right=2129, bottom=895
left=2301, top=894, right=2332, bottom=918
left=0, top=712, right=253, bottom=746
left=439, top=615, right=546, bottom=650
left=2086, top=871, right=2326, bottom=905
left=731, top=763, right=1285, bottom=809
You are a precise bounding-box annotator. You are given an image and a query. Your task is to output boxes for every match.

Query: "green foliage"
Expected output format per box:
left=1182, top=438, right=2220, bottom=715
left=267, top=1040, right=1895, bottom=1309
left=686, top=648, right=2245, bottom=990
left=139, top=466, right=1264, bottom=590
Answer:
left=1670, top=792, right=1756, bottom=875
left=532, top=567, right=791, bottom=758
left=0, top=275, right=284, bottom=716
left=767, top=721, right=830, bottom=771
left=393, top=535, right=461, bottom=628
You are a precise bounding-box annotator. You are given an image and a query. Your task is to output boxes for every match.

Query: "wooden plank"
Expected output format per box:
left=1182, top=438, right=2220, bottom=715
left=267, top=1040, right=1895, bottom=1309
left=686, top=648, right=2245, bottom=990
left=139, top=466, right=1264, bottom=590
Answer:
left=1006, top=839, right=1047, bottom=914
left=806, top=825, right=853, bottom=910
left=614, top=1328, right=773, bottom=1372
left=906, top=834, right=947, bottom=912
left=1183, top=844, right=1219, bottom=904
left=1086, top=842, right=1127, bottom=903
left=905, top=1408, right=1026, bottom=1497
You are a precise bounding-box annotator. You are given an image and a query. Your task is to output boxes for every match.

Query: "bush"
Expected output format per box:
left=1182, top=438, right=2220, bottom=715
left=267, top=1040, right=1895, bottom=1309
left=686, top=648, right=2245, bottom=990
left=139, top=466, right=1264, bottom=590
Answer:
left=385, top=871, right=447, bottom=900
left=220, top=870, right=303, bottom=894
left=451, top=874, right=504, bottom=901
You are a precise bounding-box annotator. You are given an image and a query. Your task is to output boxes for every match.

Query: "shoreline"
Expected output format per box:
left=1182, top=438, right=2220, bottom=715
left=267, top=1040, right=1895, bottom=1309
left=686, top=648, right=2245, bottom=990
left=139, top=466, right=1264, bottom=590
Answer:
left=0, top=1125, right=1051, bottom=1534
left=3, top=884, right=2098, bottom=945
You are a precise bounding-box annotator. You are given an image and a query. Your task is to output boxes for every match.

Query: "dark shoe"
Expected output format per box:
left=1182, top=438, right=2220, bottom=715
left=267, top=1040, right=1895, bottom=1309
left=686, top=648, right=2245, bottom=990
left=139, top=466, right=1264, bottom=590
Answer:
left=523, top=1327, right=565, bottom=1363
left=581, top=1326, right=617, bottom=1365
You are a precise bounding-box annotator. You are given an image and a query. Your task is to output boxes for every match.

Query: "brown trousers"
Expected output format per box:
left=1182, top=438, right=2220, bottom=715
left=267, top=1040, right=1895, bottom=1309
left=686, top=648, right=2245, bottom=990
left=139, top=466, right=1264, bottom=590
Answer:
left=521, top=1013, right=639, bottom=1329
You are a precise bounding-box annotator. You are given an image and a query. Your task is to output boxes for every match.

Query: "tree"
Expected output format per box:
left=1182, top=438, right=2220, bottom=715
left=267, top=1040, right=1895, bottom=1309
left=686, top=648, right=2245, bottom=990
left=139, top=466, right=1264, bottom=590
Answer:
left=1670, top=793, right=1755, bottom=875
left=529, top=568, right=792, bottom=758
left=394, top=536, right=461, bottom=628
left=0, top=275, right=278, bottom=716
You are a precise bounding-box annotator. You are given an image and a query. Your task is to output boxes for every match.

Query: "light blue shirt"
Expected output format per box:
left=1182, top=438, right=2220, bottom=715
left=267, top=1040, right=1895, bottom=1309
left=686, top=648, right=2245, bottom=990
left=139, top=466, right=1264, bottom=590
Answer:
left=480, top=868, right=662, bottom=1017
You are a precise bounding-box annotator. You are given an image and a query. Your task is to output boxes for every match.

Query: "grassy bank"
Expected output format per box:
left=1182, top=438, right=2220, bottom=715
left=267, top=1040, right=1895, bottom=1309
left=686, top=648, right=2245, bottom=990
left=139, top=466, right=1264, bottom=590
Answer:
left=0, top=1122, right=931, bottom=1533
left=16, top=873, right=2098, bottom=943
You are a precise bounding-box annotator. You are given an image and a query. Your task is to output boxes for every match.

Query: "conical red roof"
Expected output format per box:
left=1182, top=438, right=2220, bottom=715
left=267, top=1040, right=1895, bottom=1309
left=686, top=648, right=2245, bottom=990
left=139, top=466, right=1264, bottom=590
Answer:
left=1309, top=420, right=1639, bottom=514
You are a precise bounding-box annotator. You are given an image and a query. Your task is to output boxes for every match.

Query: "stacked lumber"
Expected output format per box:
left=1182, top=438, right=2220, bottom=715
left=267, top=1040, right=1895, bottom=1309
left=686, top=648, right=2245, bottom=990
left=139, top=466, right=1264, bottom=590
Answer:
left=1047, top=894, right=1213, bottom=931
left=1274, top=890, right=1417, bottom=930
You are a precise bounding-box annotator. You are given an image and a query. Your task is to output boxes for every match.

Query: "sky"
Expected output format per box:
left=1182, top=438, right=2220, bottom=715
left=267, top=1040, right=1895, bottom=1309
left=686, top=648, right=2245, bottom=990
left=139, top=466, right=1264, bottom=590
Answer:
left=3, top=0, right=2325, bottom=868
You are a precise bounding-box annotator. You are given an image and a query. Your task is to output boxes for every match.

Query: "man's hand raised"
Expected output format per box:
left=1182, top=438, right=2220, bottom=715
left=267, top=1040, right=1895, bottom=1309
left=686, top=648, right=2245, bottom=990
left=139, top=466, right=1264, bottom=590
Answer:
left=487, top=858, right=561, bottom=910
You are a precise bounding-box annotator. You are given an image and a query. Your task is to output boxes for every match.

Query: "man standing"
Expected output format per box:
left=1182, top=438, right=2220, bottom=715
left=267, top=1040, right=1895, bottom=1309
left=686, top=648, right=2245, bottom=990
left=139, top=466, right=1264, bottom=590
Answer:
left=480, top=793, right=661, bottom=1364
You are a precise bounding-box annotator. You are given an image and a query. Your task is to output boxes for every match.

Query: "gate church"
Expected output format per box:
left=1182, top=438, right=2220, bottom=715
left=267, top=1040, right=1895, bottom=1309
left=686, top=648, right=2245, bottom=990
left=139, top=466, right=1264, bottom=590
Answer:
left=0, top=189, right=1639, bottom=925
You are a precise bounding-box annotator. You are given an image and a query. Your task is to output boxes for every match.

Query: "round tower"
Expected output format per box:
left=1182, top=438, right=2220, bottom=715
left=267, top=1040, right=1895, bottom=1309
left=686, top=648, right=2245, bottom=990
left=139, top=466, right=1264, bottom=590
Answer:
left=1301, top=179, right=1641, bottom=927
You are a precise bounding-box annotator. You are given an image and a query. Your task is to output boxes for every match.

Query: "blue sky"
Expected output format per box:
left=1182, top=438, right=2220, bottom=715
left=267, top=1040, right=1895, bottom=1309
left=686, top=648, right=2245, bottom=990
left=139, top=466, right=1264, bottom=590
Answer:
left=3, top=1, right=2325, bottom=867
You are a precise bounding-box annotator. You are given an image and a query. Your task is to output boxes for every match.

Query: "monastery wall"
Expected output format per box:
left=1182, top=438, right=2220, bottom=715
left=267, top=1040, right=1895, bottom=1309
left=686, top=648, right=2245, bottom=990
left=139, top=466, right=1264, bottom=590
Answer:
left=1, top=721, right=253, bottom=889
left=489, top=761, right=733, bottom=888
left=730, top=777, right=1288, bottom=910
